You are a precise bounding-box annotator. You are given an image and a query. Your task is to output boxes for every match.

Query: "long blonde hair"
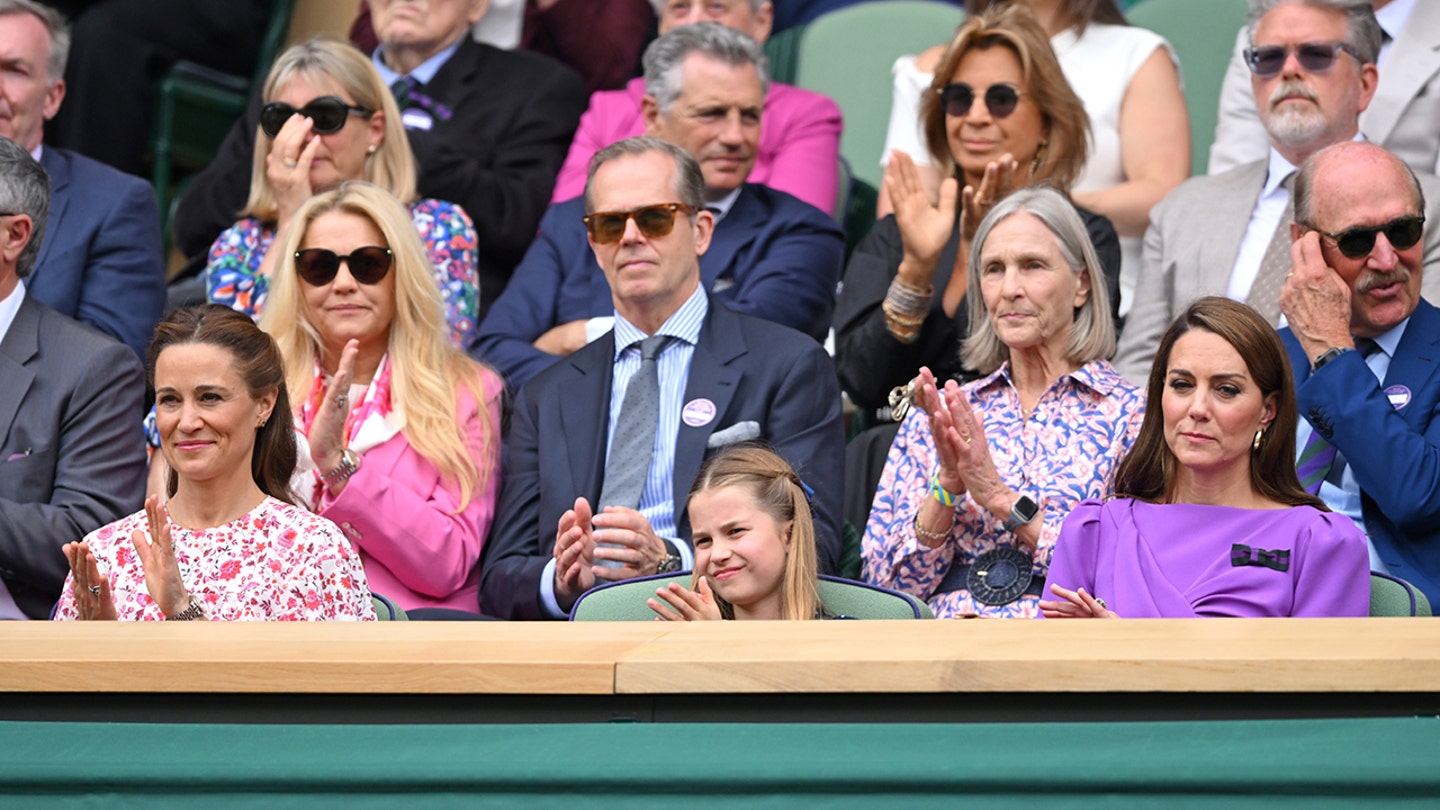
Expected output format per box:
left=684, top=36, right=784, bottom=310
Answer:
left=687, top=443, right=821, bottom=621
left=241, top=36, right=417, bottom=222
left=259, top=182, right=491, bottom=508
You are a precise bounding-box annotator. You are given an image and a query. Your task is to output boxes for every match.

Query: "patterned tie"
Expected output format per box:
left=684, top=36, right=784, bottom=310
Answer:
left=1297, top=338, right=1379, bottom=493
left=1246, top=172, right=1297, bottom=326
left=389, top=76, right=453, bottom=123
left=598, top=335, right=670, bottom=511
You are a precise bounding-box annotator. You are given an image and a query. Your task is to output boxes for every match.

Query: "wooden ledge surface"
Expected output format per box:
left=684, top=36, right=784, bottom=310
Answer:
left=1, top=618, right=1436, bottom=695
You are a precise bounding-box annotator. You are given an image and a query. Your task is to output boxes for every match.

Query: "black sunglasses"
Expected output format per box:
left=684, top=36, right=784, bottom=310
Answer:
left=582, top=203, right=698, bottom=245
left=260, top=95, right=373, bottom=139
left=939, top=82, right=1023, bottom=119
left=1304, top=215, right=1425, bottom=259
left=1243, top=41, right=1364, bottom=78
left=294, top=246, right=394, bottom=286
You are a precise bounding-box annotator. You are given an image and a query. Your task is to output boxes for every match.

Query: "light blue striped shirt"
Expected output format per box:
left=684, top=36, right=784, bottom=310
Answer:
left=605, top=286, right=709, bottom=544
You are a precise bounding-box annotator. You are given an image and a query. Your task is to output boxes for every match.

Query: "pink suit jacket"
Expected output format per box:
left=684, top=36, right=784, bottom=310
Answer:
left=319, top=371, right=503, bottom=613
left=549, top=77, right=842, bottom=215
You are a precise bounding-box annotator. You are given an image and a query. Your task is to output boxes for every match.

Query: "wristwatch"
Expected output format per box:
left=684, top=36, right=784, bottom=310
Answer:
left=169, top=595, right=205, bottom=621
left=656, top=541, right=683, bottom=574
left=320, top=448, right=362, bottom=486
left=1002, top=495, right=1040, bottom=532
left=1311, top=346, right=1354, bottom=371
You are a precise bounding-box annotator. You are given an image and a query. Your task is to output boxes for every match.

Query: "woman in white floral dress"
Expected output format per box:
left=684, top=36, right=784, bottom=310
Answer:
left=56, top=306, right=375, bottom=621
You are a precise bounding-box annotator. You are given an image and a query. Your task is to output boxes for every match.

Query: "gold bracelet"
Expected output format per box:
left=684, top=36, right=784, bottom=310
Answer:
left=913, top=512, right=954, bottom=543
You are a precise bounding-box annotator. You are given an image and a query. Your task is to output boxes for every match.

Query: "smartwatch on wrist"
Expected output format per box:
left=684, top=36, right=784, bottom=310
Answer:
left=1002, top=495, right=1039, bottom=532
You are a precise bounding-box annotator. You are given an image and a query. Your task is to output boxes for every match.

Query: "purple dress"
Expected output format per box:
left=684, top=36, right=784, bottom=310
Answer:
left=1042, top=498, right=1370, bottom=617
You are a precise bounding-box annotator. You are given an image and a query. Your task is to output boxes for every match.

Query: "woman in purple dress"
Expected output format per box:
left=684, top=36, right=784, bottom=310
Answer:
left=1041, top=297, right=1370, bottom=619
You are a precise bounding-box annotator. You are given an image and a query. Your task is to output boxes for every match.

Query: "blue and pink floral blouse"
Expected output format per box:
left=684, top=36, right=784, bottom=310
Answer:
left=204, top=198, right=479, bottom=346
left=863, top=360, right=1145, bottom=619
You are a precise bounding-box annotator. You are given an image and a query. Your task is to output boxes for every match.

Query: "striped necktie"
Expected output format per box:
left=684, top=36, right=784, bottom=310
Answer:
left=1297, top=338, right=1379, bottom=493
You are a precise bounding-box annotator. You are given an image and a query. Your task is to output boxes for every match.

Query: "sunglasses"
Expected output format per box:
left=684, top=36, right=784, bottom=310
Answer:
left=260, top=95, right=373, bottom=139
left=1305, top=215, right=1425, bottom=259
left=939, top=82, right=1023, bottom=119
left=1243, top=41, right=1363, bottom=78
left=294, top=246, right=394, bottom=286
left=582, top=203, right=698, bottom=245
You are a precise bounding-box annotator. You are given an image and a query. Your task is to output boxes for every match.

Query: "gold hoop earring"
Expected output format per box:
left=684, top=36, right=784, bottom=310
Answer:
left=1252, top=429, right=1264, bottom=451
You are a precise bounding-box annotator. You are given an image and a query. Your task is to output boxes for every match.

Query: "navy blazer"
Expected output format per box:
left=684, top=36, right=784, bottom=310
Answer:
left=1283, top=298, right=1440, bottom=606
left=0, top=294, right=147, bottom=618
left=478, top=299, right=845, bottom=620
left=28, top=147, right=165, bottom=360
left=471, top=184, right=844, bottom=388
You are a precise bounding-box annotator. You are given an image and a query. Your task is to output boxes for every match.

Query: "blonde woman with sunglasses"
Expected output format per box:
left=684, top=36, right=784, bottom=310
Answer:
left=259, top=181, right=502, bottom=618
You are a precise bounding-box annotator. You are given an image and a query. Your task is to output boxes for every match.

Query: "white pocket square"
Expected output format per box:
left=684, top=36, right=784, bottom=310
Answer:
left=706, top=420, right=760, bottom=449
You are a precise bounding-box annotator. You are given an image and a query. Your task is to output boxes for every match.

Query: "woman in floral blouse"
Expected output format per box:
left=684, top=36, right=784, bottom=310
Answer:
left=205, top=37, right=479, bottom=346
left=58, top=306, right=375, bottom=621
left=863, top=187, right=1144, bottom=619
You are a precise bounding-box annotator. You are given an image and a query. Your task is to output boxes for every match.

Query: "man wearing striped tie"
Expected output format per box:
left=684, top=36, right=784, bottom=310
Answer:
left=1279, top=140, right=1439, bottom=607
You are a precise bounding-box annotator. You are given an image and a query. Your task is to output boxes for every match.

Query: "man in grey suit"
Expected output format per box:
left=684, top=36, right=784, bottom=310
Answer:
left=1116, top=0, right=1440, bottom=384
left=1210, top=0, right=1440, bottom=176
left=0, top=134, right=147, bottom=619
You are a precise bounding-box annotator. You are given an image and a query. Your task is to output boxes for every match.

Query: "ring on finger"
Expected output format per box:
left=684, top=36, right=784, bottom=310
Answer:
left=1094, top=597, right=1107, bottom=609
left=283, top=159, right=298, bottom=168
left=88, top=584, right=101, bottom=596
left=334, top=393, right=348, bottom=408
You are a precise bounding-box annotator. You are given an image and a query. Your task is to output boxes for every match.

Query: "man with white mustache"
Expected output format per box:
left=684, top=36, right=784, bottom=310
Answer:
left=1279, top=140, right=1440, bottom=608
left=1115, top=0, right=1440, bottom=385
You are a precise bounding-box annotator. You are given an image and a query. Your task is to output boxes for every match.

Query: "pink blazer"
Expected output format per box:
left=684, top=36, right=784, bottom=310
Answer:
left=319, top=371, right=503, bottom=613
left=550, top=77, right=842, bottom=215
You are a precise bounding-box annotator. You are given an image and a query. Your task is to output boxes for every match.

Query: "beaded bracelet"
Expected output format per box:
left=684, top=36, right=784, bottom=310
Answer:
left=913, top=513, right=953, bottom=543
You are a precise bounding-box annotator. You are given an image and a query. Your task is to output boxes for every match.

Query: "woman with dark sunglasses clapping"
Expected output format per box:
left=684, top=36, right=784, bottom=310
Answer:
left=205, top=37, right=480, bottom=347
left=258, top=181, right=502, bottom=617
left=834, top=5, right=1123, bottom=417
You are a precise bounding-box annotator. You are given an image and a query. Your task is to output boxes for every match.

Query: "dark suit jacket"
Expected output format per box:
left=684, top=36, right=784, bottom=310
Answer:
left=478, top=299, right=846, bottom=620
left=0, top=294, right=147, bottom=618
left=28, top=147, right=165, bottom=360
left=471, top=184, right=845, bottom=388
left=172, top=37, right=587, bottom=312
left=1282, top=298, right=1440, bottom=607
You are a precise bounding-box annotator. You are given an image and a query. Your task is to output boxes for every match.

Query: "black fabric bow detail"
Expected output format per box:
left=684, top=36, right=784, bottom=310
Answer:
left=1231, top=544, right=1290, bottom=572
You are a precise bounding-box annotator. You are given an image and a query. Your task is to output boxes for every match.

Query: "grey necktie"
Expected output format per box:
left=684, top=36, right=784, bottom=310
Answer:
left=598, top=335, right=670, bottom=511
left=1246, top=171, right=1296, bottom=326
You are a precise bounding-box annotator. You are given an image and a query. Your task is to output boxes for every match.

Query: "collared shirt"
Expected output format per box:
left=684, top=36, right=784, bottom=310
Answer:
left=538, top=285, right=709, bottom=618
left=863, top=359, right=1146, bottom=619
left=1227, top=148, right=1298, bottom=302
left=371, top=39, right=461, bottom=87
left=706, top=186, right=742, bottom=224
left=1375, top=0, right=1415, bottom=71
left=1297, top=317, right=1410, bottom=572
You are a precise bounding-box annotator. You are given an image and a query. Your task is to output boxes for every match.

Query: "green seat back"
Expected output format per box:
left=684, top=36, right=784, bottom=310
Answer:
left=1369, top=572, right=1433, bottom=617
left=570, top=573, right=932, bottom=620
left=1126, top=0, right=1250, bottom=176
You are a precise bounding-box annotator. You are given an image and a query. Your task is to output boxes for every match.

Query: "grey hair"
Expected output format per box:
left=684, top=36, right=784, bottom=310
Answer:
left=643, top=21, right=770, bottom=117
left=648, top=0, right=766, bottom=15
left=583, top=136, right=707, bottom=214
left=1293, top=141, right=1426, bottom=226
left=0, top=0, right=69, bottom=81
left=0, top=136, right=50, bottom=278
left=961, top=187, right=1115, bottom=374
left=1247, top=0, right=1381, bottom=65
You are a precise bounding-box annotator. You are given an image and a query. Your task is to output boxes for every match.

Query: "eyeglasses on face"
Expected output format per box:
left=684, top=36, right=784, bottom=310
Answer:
left=294, top=246, right=394, bottom=286
left=260, top=95, right=374, bottom=139
left=1303, top=215, right=1425, bottom=259
left=582, top=203, right=699, bottom=245
left=939, top=82, right=1023, bottom=119
left=1243, top=40, right=1364, bottom=78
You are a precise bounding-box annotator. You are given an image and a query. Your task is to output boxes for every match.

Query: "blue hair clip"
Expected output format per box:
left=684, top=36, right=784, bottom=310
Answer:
left=799, top=478, right=815, bottom=507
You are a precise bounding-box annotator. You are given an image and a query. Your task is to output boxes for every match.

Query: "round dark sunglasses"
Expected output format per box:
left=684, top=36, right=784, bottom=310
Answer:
left=940, top=82, right=1023, bottom=119
left=1243, top=40, right=1363, bottom=78
left=582, top=203, right=698, bottom=245
left=1305, top=215, right=1425, bottom=259
left=294, top=246, right=394, bottom=286
left=260, top=95, right=373, bottom=139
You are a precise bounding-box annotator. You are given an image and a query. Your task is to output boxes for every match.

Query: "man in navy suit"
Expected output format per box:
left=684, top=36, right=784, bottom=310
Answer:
left=1280, top=141, right=1440, bottom=606
left=0, top=0, right=163, bottom=360
left=471, top=22, right=843, bottom=388
left=478, top=136, right=843, bottom=620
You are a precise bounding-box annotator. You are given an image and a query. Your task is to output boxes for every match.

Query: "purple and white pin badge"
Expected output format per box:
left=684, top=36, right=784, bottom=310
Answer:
left=1385, top=384, right=1411, bottom=410
left=681, top=398, right=716, bottom=427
